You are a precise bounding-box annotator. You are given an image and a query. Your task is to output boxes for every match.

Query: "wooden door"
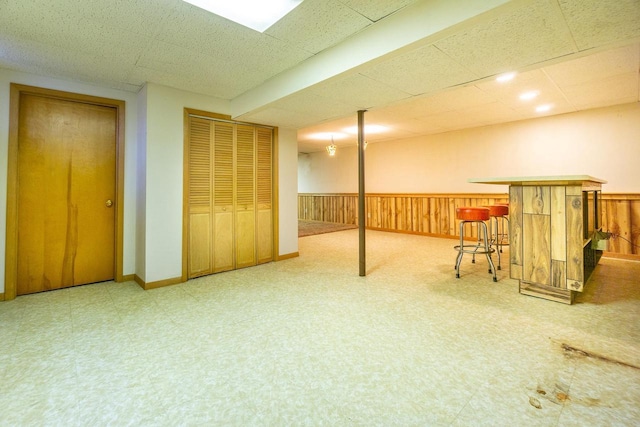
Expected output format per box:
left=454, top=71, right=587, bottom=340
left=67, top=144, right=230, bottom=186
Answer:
left=213, top=122, right=234, bottom=273
left=17, top=94, right=116, bottom=294
left=235, top=125, right=256, bottom=269
left=256, top=127, right=273, bottom=264
left=187, top=117, right=213, bottom=277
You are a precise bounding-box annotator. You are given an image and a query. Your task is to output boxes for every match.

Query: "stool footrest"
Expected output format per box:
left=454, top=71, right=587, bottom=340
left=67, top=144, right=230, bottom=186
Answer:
left=454, top=244, right=495, bottom=255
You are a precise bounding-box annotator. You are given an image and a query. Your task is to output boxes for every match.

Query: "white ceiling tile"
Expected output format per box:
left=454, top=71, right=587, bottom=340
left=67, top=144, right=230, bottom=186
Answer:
left=237, top=107, right=314, bottom=129
left=339, top=0, right=418, bottom=21
left=434, top=1, right=577, bottom=77
left=362, top=45, right=479, bottom=96
left=542, top=43, right=640, bottom=87
left=560, top=72, right=640, bottom=110
left=558, top=0, right=640, bottom=50
left=73, top=0, right=177, bottom=38
left=477, top=72, right=567, bottom=110
left=265, top=0, right=372, bottom=54
left=307, top=74, right=412, bottom=109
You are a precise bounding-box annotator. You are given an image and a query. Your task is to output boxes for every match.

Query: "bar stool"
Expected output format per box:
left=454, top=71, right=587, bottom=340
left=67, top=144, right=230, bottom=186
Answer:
left=454, top=207, right=497, bottom=282
left=484, top=204, right=509, bottom=270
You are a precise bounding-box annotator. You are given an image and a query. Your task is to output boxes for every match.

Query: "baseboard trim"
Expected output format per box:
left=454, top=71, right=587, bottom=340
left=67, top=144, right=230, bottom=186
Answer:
left=0, top=292, right=4, bottom=301
left=276, top=252, right=299, bottom=261
left=134, top=275, right=184, bottom=290
left=121, top=274, right=135, bottom=282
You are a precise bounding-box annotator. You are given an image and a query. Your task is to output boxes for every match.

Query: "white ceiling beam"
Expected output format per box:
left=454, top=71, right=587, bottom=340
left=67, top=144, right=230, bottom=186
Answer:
left=230, top=0, right=523, bottom=118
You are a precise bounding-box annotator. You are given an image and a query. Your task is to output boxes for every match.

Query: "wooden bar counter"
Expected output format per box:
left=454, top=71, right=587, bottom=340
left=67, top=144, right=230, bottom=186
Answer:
left=469, top=175, right=607, bottom=304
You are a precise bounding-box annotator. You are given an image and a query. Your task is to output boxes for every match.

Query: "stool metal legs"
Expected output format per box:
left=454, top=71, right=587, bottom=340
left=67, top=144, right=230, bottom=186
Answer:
left=454, top=220, right=497, bottom=282
left=488, top=215, right=509, bottom=270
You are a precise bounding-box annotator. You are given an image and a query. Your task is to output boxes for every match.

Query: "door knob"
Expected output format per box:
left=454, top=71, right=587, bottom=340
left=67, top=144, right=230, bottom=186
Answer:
left=106, top=199, right=113, bottom=208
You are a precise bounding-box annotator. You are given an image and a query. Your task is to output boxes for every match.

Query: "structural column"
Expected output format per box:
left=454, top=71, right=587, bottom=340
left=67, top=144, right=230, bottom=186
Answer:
left=358, top=110, right=366, bottom=276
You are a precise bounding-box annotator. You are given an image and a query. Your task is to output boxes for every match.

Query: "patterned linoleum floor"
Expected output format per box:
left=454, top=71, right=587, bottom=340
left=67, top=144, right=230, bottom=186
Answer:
left=1, top=230, right=639, bottom=426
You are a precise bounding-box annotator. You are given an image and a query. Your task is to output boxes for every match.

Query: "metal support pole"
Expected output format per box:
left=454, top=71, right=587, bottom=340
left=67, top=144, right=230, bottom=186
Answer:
left=358, top=110, right=367, bottom=276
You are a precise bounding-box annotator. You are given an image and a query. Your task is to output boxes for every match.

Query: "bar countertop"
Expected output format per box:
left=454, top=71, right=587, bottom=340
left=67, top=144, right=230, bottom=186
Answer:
left=468, top=175, right=607, bottom=186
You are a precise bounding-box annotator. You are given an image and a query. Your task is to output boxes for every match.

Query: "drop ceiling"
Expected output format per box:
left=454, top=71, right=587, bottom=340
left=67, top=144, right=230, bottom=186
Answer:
left=1, top=0, right=638, bottom=153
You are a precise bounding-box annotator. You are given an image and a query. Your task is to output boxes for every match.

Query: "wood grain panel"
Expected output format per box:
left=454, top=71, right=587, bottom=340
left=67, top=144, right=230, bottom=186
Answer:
left=551, top=259, right=566, bottom=288
left=214, top=210, right=234, bottom=273
left=604, top=200, right=632, bottom=254
left=189, top=212, right=211, bottom=277
left=550, top=187, right=566, bottom=261
left=17, top=94, right=116, bottom=294
left=510, top=186, right=523, bottom=275
left=523, top=213, right=550, bottom=286
left=523, top=186, right=550, bottom=215
left=566, top=195, right=584, bottom=286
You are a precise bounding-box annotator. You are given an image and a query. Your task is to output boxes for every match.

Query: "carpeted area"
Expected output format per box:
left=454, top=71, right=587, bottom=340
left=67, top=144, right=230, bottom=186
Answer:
left=298, top=219, right=358, bottom=237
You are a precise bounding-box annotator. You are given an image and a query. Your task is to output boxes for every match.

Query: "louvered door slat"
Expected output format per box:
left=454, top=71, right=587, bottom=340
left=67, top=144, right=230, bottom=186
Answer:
left=235, top=125, right=256, bottom=268
left=236, top=125, right=255, bottom=206
left=187, top=117, right=212, bottom=277
left=213, top=122, right=234, bottom=272
left=256, top=127, right=272, bottom=206
left=188, top=118, right=211, bottom=207
left=256, top=127, right=273, bottom=264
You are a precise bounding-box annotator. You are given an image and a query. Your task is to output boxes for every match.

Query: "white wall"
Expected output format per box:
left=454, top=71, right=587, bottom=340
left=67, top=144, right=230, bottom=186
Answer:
left=0, top=69, right=139, bottom=294
left=141, top=83, right=230, bottom=283
left=277, top=128, right=300, bottom=257
left=0, top=73, right=299, bottom=293
left=299, top=103, right=640, bottom=194
left=141, top=83, right=299, bottom=283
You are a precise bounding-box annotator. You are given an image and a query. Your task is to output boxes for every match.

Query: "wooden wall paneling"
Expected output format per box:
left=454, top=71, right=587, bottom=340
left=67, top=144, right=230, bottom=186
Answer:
left=566, top=193, right=584, bottom=291
left=631, top=200, right=640, bottom=254
left=605, top=200, right=632, bottom=254
left=296, top=193, right=636, bottom=259
left=412, top=197, right=420, bottom=232
left=421, top=198, right=430, bottom=233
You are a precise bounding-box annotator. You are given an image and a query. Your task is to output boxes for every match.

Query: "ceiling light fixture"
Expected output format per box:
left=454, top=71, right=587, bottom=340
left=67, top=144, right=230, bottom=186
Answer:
left=326, top=136, right=337, bottom=156
left=535, top=104, right=553, bottom=113
left=519, top=90, right=539, bottom=101
left=182, top=0, right=304, bottom=32
left=496, top=72, right=516, bottom=83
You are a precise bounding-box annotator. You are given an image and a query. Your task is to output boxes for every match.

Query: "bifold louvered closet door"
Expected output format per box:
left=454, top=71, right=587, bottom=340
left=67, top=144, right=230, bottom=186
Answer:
left=187, top=116, right=273, bottom=278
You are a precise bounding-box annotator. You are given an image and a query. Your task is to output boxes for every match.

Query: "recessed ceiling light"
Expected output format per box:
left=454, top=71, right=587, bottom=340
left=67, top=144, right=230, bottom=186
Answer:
left=519, top=90, right=539, bottom=101
left=343, top=124, right=389, bottom=134
left=496, top=72, right=516, bottom=83
left=535, top=104, right=553, bottom=113
left=182, top=0, right=304, bottom=32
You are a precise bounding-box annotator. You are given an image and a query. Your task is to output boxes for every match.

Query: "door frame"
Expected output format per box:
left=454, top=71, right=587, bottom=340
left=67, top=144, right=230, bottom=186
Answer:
left=5, top=83, right=126, bottom=300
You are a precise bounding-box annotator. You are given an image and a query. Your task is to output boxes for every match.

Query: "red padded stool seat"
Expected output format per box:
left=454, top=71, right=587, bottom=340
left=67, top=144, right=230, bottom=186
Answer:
left=486, top=204, right=508, bottom=217
left=454, top=207, right=497, bottom=282
left=456, top=207, right=490, bottom=221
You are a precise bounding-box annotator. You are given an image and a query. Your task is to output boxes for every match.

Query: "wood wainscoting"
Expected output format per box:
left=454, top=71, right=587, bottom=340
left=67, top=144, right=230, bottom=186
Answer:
left=298, top=193, right=640, bottom=258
